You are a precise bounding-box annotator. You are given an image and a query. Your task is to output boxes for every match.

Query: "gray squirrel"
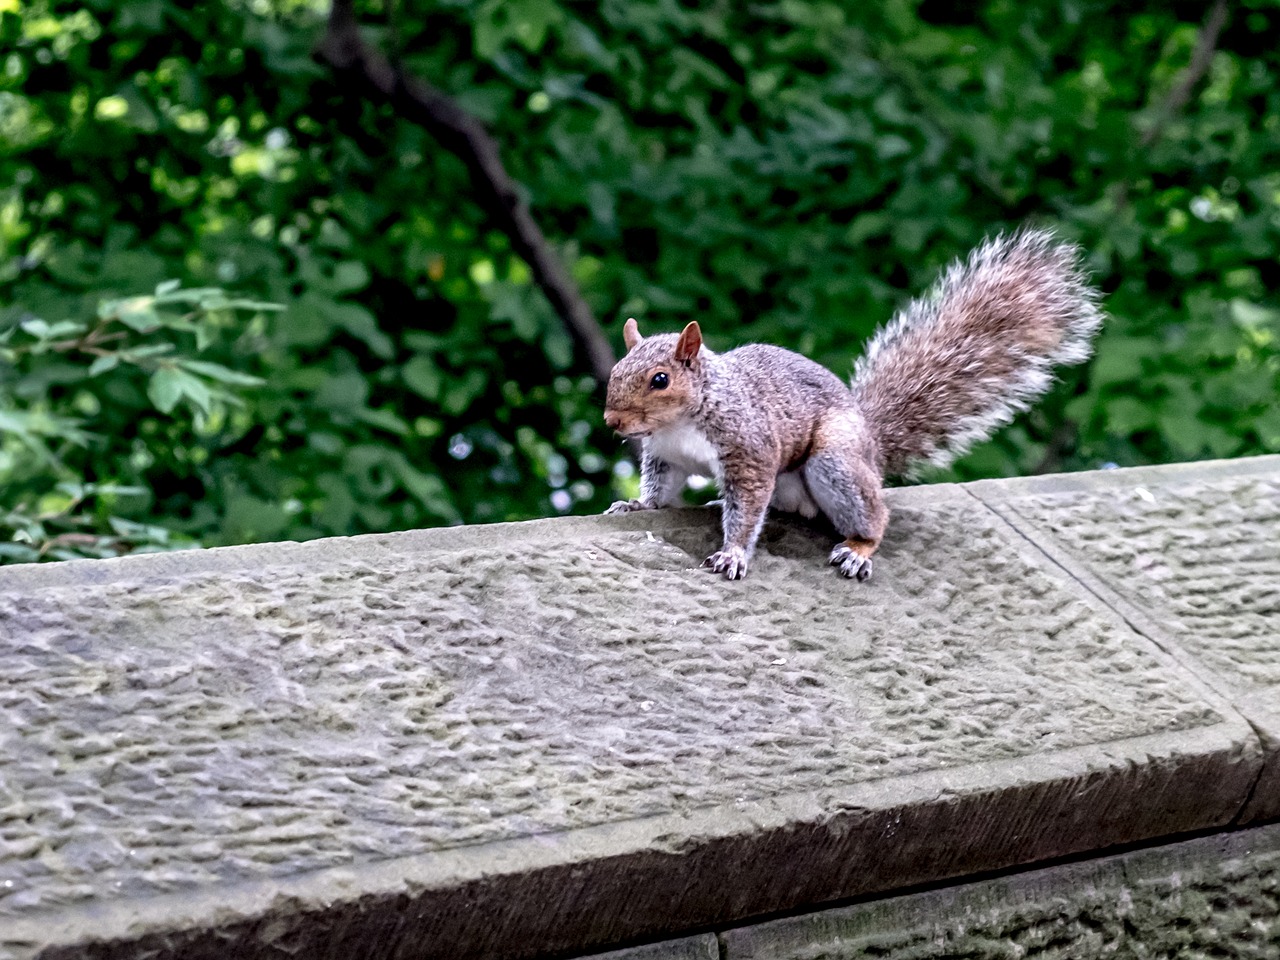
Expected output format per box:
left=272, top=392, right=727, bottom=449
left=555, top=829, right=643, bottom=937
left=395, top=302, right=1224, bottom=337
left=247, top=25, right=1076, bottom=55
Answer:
left=602, top=228, right=1103, bottom=581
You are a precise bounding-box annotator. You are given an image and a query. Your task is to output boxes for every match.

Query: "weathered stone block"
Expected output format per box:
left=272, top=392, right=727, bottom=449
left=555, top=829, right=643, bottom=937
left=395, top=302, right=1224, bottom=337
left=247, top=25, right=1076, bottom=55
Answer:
left=587, top=934, right=718, bottom=960
left=971, top=455, right=1280, bottom=821
left=0, top=478, right=1264, bottom=959
left=720, top=822, right=1280, bottom=959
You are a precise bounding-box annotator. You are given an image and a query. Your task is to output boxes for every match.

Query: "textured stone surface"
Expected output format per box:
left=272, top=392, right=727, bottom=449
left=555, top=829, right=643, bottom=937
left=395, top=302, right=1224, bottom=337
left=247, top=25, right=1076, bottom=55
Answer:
left=0, top=473, right=1266, bottom=959
left=720, top=822, right=1280, bottom=960
left=971, top=456, right=1280, bottom=820
left=587, top=934, right=718, bottom=960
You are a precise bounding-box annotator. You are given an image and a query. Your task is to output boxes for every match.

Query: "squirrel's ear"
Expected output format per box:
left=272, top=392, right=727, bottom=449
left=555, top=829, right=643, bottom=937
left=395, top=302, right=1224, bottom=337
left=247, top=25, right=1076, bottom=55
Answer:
left=675, top=321, right=702, bottom=365
left=622, top=317, right=644, bottom=352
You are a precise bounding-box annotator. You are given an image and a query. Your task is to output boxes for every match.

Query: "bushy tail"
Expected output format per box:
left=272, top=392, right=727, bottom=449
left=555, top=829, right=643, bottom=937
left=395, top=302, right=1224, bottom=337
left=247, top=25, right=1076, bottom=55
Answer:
left=851, top=228, right=1103, bottom=476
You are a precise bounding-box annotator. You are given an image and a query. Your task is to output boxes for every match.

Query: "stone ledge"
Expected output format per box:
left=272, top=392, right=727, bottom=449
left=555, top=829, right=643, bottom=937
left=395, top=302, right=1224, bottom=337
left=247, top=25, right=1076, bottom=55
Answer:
left=716, top=821, right=1280, bottom=959
left=591, top=935, right=719, bottom=960
left=0, top=458, right=1276, bottom=960
left=969, top=456, right=1280, bottom=822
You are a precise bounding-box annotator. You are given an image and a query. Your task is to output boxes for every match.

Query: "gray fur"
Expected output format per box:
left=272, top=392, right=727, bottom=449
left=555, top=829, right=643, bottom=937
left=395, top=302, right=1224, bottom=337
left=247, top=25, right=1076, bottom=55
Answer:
left=806, top=460, right=870, bottom=535
left=852, top=228, right=1104, bottom=475
left=640, top=449, right=687, bottom=506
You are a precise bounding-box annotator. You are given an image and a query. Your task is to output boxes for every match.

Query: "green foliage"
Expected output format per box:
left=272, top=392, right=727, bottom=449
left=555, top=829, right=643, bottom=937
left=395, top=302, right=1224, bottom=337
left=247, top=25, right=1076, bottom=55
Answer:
left=2, top=0, right=1279, bottom=562
left=0, top=282, right=274, bottom=560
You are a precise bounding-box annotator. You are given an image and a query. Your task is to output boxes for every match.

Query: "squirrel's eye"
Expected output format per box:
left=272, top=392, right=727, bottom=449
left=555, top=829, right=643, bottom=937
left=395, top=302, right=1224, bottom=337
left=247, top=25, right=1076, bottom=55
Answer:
left=649, top=372, right=669, bottom=390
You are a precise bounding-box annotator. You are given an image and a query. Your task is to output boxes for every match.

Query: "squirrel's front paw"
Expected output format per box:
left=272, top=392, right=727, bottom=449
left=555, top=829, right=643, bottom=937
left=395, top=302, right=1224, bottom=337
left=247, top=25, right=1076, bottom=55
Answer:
left=829, top=543, right=873, bottom=581
left=605, top=499, right=653, bottom=515
left=703, top=547, right=749, bottom=580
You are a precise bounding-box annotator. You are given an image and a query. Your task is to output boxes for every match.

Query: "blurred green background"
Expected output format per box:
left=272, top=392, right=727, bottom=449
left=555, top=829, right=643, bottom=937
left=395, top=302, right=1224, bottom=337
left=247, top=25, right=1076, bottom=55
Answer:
left=2, top=0, right=1278, bottom=562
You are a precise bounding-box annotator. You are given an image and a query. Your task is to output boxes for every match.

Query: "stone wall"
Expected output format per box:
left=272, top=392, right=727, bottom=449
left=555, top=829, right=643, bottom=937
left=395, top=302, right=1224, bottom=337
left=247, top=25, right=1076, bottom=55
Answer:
left=606, top=823, right=1280, bottom=960
left=0, top=456, right=1276, bottom=959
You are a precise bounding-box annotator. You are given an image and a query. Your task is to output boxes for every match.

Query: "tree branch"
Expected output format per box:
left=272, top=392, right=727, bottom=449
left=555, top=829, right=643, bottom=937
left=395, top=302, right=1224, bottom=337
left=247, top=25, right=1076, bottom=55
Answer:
left=315, top=0, right=617, bottom=383
left=1139, top=0, right=1229, bottom=149
left=1030, top=419, right=1078, bottom=476
left=1111, top=0, right=1230, bottom=212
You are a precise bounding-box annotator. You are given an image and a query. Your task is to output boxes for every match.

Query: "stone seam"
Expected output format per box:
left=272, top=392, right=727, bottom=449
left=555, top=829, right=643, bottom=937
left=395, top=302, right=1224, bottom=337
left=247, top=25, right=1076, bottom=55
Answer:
left=960, top=478, right=1276, bottom=826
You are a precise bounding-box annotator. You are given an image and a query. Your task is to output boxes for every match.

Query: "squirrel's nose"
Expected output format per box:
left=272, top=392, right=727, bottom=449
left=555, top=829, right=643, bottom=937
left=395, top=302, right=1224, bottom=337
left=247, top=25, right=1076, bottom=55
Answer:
left=603, top=411, right=621, bottom=431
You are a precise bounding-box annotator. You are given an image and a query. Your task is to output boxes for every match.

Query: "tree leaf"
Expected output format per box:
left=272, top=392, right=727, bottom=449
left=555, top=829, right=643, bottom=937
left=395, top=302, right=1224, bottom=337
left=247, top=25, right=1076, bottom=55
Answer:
left=88, top=355, right=121, bottom=376
left=146, top=367, right=213, bottom=415
left=356, top=407, right=411, bottom=435
left=332, top=261, right=370, bottom=293
left=179, top=359, right=265, bottom=387
left=112, top=296, right=162, bottom=332
left=403, top=355, right=443, bottom=400
left=147, top=368, right=185, bottom=413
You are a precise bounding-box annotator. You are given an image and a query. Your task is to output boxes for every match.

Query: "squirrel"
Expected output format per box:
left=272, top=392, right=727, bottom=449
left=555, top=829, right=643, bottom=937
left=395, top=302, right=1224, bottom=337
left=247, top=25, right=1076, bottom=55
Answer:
left=602, top=227, right=1103, bottom=581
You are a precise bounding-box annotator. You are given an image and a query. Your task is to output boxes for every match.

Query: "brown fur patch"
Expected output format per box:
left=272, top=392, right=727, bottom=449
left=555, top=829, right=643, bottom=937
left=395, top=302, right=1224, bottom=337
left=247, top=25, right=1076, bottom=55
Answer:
left=603, top=335, right=703, bottom=437
left=840, top=537, right=880, bottom=557
left=674, top=322, right=702, bottom=363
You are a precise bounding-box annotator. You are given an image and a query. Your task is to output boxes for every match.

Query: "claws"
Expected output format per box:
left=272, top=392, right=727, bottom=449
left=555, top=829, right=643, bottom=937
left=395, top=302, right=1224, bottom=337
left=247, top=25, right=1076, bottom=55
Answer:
left=829, top=544, right=873, bottom=582
left=703, top=548, right=749, bottom=580
left=605, top=499, right=653, bottom=515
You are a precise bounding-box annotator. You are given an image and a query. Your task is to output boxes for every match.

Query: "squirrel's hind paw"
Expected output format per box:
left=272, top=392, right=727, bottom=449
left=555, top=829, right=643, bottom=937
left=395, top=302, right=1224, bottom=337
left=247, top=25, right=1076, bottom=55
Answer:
left=703, top=547, right=749, bottom=580
left=829, top=543, right=874, bottom=582
left=606, top=499, right=653, bottom=515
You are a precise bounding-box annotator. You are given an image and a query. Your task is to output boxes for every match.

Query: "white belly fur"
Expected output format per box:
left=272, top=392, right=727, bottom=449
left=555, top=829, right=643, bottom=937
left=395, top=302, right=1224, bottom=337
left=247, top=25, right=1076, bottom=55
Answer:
left=771, top=472, right=820, bottom=518
left=649, top=424, right=820, bottom=519
left=648, top=421, right=721, bottom=478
